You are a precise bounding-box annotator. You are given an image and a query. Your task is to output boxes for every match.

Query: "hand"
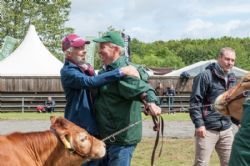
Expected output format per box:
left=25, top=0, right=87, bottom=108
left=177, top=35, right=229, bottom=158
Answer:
left=147, top=103, right=161, bottom=116
left=195, top=126, right=206, bottom=138
left=120, top=65, right=140, bottom=78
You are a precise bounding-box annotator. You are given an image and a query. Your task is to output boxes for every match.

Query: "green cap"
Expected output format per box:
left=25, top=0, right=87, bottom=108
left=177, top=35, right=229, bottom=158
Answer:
left=93, top=31, right=125, bottom=47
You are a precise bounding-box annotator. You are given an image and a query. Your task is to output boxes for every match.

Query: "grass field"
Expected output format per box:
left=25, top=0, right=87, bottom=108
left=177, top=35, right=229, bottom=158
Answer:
left=0, top=112, right=219, bottom=165
left=0, top=112, right=64, bottom=120
left=132, top=138, right=219, bottom=166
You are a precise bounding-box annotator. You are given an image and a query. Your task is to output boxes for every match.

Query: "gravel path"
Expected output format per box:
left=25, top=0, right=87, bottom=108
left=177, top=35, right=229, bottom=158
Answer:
left=0, top=120, right=194, bottom=138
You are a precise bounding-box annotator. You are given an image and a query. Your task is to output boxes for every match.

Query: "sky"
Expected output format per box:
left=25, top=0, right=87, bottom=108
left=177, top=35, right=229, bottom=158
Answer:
left=66, top=0, right=250, bottom=42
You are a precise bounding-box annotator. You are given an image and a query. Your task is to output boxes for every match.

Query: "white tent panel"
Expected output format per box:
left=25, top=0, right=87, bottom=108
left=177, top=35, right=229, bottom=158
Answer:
left=165, top=60, right=248, bottom=77
left=0, top=25, right=63, bottom=76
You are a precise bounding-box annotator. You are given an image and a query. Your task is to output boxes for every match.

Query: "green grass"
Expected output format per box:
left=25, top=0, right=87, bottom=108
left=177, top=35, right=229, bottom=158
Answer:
left=132, top=138, right=219, bottom=166
left=143, top=112, right=191, bottom=121
left=0, top=112, right=64, bottom=120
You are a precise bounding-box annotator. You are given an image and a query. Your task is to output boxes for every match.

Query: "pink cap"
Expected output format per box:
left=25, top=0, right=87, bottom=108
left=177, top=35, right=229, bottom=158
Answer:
left=62, top=34, right=90, bottom=51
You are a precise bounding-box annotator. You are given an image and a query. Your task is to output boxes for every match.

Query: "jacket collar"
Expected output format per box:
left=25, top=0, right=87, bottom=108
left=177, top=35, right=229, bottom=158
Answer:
left=206, top=62, right=232, bottom=79
left=104, top=55, right=127, bottom=71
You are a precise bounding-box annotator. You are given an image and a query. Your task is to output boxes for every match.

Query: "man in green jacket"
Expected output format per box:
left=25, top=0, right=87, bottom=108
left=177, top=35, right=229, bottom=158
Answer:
left=93, top=31, right=161, bottom=166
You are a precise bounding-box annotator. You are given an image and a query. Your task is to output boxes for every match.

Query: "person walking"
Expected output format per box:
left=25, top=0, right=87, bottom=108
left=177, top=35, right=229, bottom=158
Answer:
left=93, top=31, right=161, bottom=166
left=155, top=81, right=165, bottom=105
left=166, top=84, right=176, bottom=114
left=189, top=47, right=239, bottom=166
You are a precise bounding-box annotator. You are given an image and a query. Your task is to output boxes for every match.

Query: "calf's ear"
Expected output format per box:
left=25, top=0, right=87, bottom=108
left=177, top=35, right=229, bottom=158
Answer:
left=242, top=73, right=250, bottom=82
left=50, top=117, right=73, bottom=149
left=50, top=116, right=57, bottom=124
left=59, top=133, right=73, bottom=149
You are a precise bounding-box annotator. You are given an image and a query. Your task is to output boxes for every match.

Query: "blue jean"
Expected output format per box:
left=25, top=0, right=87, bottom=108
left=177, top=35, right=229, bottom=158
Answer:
left=168, top=96, right=174, bottom=113
left=82, top=159, right=101, bottom=166
left=99, top=144, right=137, bottom=166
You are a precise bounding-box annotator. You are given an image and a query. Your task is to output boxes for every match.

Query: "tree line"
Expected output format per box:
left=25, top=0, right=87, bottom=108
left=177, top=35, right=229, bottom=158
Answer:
left=130, top=37, right=250, bottom=71
left=0, top=0, right=73, bottom=61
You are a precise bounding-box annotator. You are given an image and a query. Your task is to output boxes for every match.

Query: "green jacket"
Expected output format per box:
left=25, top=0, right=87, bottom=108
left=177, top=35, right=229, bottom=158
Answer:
left=229, top=99, right=250, bottom=166
left=94, top=56, right=158, bottom=145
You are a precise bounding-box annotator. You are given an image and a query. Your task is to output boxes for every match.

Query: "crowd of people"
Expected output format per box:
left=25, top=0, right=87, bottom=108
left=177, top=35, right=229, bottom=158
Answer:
left=58, top=31, right=242, bottom=166
left=155, top=82, right=176, bottom=113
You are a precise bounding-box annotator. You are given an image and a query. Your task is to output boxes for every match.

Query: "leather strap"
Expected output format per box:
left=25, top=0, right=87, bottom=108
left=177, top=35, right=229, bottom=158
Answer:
left=225, top=90, right=250, bottom=115
left=141, top=93, right=164, bottom=166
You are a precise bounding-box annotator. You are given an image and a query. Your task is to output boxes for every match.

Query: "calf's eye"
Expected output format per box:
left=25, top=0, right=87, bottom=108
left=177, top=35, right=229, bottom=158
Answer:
left=79, top=134, right=88, bottom=142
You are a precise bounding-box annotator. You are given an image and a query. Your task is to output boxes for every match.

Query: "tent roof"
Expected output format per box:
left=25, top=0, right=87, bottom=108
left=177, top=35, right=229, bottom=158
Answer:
left=0, top=25, right=63, bottom=76
left=165, top=59, right=248, bottom=77
left=148, top=67, right=173, bottom=75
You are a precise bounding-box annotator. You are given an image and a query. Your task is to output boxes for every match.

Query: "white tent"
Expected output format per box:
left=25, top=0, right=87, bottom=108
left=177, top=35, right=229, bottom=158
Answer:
left=0, top=25, right=63, bottom=76
left=165, top=59, right=248, bottom=77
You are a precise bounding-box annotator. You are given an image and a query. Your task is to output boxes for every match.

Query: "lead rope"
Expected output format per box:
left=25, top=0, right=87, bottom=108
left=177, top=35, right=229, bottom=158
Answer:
left=100, top=102, right=217, bottom=166
left=102, top=120, right=142, bottom=142
left=140, top=93, right=164, bottom=166
left=101, top=103, right=215, bottom=142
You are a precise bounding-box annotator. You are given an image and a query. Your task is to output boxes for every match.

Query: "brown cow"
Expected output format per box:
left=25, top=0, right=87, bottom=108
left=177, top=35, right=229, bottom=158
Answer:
left=0, top=116, right=106, bottom=166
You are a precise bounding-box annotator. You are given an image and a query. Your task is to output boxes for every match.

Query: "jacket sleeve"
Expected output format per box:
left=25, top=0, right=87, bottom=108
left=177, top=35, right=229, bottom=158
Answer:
left=61, top=67, right=122, bottom=89
left=189, top=72, right=210, bottom=128
left=117, top=76, right=157, bottom=102
left=231, top=117, right=240, bottom=126
left=117, top=63, right=158, bottom=103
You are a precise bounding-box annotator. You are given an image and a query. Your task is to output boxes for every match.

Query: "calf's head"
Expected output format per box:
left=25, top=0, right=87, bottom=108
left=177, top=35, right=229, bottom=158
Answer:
left=214, top=72, right=250, bottom=120
left=50, top=116, right=105, bottom=159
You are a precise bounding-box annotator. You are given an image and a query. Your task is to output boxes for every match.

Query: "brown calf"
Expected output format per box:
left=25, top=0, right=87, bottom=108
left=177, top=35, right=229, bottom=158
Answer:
left=214, top=72, right=250, bottom=120
left=0, top=116, right=105, bottom=166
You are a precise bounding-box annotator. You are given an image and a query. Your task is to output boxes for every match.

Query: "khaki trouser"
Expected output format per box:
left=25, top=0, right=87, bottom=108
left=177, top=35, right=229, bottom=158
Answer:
left=193, top=127, right=234, bottom=166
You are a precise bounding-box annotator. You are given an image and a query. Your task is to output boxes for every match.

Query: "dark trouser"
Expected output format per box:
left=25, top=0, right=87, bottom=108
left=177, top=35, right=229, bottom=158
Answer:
left=45, top=107, right=54, bottom=113
left=82, top=159, right=100, bottom=166
left=168, top=97, right=174, bottom=113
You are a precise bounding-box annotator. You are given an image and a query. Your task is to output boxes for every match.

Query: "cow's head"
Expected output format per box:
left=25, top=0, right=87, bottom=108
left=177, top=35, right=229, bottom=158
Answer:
left=50, top=116, right=105, bottom=159
left=214, top=72, right=250, bottom=120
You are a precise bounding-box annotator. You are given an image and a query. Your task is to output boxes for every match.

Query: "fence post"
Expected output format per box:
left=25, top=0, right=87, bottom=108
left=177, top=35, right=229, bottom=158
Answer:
left=168, top=96, right=170, bottom=113
left=22, top=97, right=24, bottom=113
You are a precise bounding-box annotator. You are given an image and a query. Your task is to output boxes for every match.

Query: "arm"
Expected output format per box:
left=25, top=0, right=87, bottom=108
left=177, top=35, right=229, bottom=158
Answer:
left=118, top=63, right=161, bottom=115
left=119, top=77, right=161, bottom=115
left=189, top=73, right=210, bottom=137
left=231, top=117, right=240, bottom=126
left=61, top=65, right=139, bottom=89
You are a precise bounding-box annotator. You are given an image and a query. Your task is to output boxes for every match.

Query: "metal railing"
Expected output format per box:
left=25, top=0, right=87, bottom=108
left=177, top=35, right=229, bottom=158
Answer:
left=157, top=95, right=190, bottom=112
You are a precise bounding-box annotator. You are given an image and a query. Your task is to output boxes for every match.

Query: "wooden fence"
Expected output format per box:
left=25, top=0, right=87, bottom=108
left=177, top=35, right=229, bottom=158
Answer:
left=0, top=95, right=66, bottom=112
left=0, top=94, right=190, bottom=113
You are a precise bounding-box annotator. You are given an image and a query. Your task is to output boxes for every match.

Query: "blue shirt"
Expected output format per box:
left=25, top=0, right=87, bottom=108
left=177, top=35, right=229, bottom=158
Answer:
left=60, top=60, right=123, bottom=135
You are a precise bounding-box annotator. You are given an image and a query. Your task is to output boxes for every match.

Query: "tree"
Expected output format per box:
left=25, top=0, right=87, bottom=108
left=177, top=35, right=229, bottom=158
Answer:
left=0, top=0, right=73, bottom=61
left=131, top=39, right=185, bottom=68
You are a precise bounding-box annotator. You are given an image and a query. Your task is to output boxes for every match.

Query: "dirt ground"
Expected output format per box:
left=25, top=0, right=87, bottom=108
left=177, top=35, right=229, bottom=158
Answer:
left=0, top=120, right=195, bottom=138
left=0, top=120, right=238, bottom=138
